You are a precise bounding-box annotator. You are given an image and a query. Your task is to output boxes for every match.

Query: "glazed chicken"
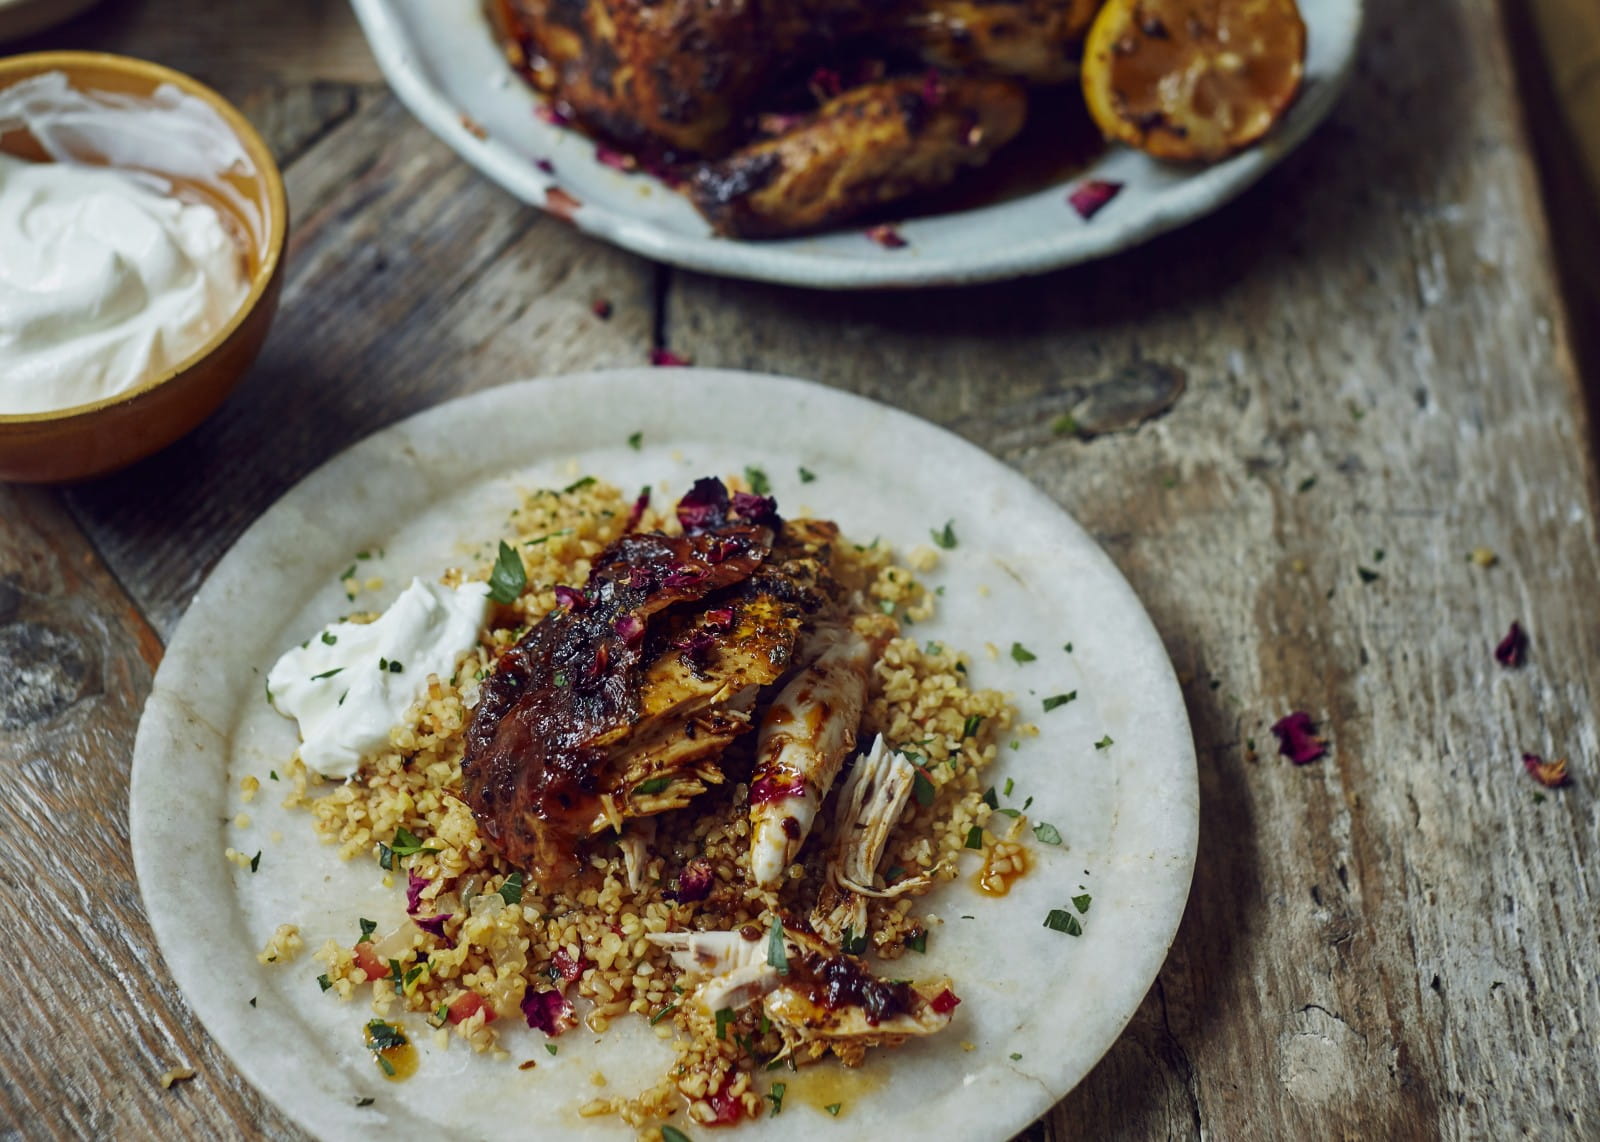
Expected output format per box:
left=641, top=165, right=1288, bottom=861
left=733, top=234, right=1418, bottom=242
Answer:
left=495, top=0, right=1103, bottom=236
left=461, top=477, right=856, bottom=880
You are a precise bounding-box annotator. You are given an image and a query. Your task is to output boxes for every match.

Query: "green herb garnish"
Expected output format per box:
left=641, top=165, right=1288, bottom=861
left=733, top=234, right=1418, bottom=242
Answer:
left=1051, top=413, right=1078, bottom=436
left=1033, top=822, right=1063, bottom=846
left=545, top=1043, right=558, bottom=1056
left=1010, top=642, right=1036, bottom=663
left=358, top=917, right=377, bottom=942
left=378, top=843, right=393, bottom=871
left=1044, top=909, right=1082, bottom=936
left=715, top=1007, right=735, bottom=1041
left=249, top=851, right=261, bottom=873
left=1072, top=893, right=1092, bottom=914
left=318, top=974, right=332, bottom=992
left=912, top=771, right=935, bottom=807
left=488, top=540, right=527, bottom=603
left=633, top=777, right=672, bottom=796
left=907, top=930, right=927, bottom=954
left=661, top=1127, right=692, bottom=1142
left=964, top=826, right=984, bottom=850
left=962, top=714, right=984, bottom=740
left=745, top=466, right=771, bottom=496
left=391, top=826, right=437, bottom=857
left=499, top=871, right=524, bottom=906
left=1094, top=735, right=1113, bottom=750
left=310, top=667, right=343, bottom=681
left=321, top=631, right=338, bottom=646
left=841, top=926, right=868, bottom=956
left=366, top=1019, right=407, bottom=1051
left=1357, top=566, right=1380, bottom=583
left=1042, top=692, right=1077, bottom=712
left=981, top=786, right=999, bottom=809
left=798, top=467, right=816, bottom=483
left=356, top=1097, right=375, bottom=1107
left=1297, top=476, right=1317, bottom=493
left=649, top=1003, right=679, bottom=1026
left=627, top=431, right=643, bottom=450
left=563, top=476, right=596, bottom=493
left=767, top=922, right=789, bottom=973
left=767, top=1081, right=786, bottom=1117
left=930, top=519, right=958, bottom=549
left=825, top=1103, right=842, bottom=1117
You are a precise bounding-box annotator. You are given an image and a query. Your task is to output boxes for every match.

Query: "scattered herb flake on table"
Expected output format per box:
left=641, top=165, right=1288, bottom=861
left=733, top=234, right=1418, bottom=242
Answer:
left=931, top=519, right=958, bottom=549
left=1297, top=475, right=1317, bottom=493
left=1010, top=642, right=1036, bottom=664
left=1094, top=735, right=1113, bottom=750
left=798, top=466, right=816, bottom=483
left=1072, top=893, right=1092, bottom=914
left=1357, top=565, right=1380, bottom=583
left=744, top=466, right=771, bottom=496
left=1044, top=908, right=1083, bottom=936
left=627, top=430, right=642, bottom=450
left=1033, top=822, right=1062, bottom=845
left=1043, top=692, right=1077, bottom=712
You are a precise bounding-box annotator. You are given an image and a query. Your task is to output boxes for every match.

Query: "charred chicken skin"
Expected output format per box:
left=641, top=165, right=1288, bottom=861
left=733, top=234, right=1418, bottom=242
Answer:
left=496, top=0, right=1100, bottom=236
left=462, top=477, right=857, bottom=881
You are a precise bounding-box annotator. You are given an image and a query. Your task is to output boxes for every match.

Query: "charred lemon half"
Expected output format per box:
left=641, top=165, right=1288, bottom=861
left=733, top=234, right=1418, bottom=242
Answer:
left=1081, top=0, right=1306, bottom=163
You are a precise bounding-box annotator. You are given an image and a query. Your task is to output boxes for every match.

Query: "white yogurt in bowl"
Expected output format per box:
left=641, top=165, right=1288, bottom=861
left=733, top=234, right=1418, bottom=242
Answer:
left=0, top=154, right=249, bottom=414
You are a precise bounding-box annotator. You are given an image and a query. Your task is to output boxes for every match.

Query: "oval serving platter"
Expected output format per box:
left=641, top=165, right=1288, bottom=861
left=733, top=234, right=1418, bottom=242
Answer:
left=347, top=0, right=1359, bottom=289
left=131, top=369, right=1198, bottom=1140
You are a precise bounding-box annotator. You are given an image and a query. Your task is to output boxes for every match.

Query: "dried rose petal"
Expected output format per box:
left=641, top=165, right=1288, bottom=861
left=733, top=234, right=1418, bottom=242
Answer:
left=674, top=628, right=716, bottom=664
left=1522, top=752, right=1571, bottom=788
left=406, top=871, right=428, bottom=915
left=674, top=858, right=715, bottom=902
left=930, top=988, right=962, bottom=1014
left=1068, top=179, right=1124, bottom=220
left=625, top=487, right=650, bottom=531
left=676, top=477, right=730, bottom=533
left=521, top=988, right=577, bottom=1036
left=749, top=774, right=806, bottom=806
left=535, top=102, right=572, bottom=128
left=1270, top=711, right=1327, bottom=765
left=756, top=111, right=808, bottom=137
left=662, top=566, right=707, bottom=590
left=553, top=584, right=587, bottom=611
left=730, top=490, right=777, bottom=524
left=1494, top=621, right=1528, bottom=668
left=535, top=158, right=555, bottom=175
left=613, top=613, right=645, bottom=644
left=414, top=914, right=450, bottom=937
left=920, top=68, right=945, bottom=108
left=550, top=948, right=588, bottom=982
left=809, top=66, right=843, bottom=101
left=595, top=144, right=638, bottom=172
left=591, top=298, right=613, bottom=320
left=866, top=223, right=907, bottom=249
left=703, top=607, right=734, bottom=630
left=649, top=348, right=691, bottom=367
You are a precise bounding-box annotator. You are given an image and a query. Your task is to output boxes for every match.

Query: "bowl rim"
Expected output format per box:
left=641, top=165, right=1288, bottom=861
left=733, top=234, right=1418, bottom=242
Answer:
left=0, top=50, right=288, bottom=428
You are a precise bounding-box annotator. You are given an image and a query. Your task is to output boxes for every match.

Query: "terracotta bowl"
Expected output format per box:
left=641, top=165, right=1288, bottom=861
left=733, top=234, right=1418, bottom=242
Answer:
left=0, top=52, right=288, bottom=484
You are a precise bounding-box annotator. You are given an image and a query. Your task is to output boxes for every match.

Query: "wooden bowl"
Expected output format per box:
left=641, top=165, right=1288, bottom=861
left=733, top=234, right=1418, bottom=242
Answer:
left=0, top=52, right=288, bottom=484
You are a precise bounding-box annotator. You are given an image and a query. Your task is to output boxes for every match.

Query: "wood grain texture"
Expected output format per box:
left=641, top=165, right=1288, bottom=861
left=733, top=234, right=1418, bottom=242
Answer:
left=2, top=0, right=1598, bottom=1138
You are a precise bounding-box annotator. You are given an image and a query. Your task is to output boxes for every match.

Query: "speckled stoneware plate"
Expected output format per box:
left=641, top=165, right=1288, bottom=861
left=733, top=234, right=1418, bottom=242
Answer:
left=347, top=0, right=1359, bottom=289
left=130, top=370, right=1198, bottom=1141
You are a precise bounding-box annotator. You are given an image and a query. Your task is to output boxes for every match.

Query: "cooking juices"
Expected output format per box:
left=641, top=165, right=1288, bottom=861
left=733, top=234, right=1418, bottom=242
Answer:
left=0, top=71, right=259, bottom=415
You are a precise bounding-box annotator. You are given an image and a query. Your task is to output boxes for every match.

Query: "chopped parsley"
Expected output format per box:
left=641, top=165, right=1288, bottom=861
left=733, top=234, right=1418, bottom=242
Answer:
left=1297, top=475, right=1317, bottom=493
left=649, top=1003, right=679, bottom=1026
left=907, top=930, right=927, bottom=954
left=744, top=466, right=771, bottom=495
left=1044, top=909, right=1083, bottom=936
left=767, top=1081, right=786, bottom=1116
left=661, top=1128, right=693, bottom=1142
left=388, top=959, right=404, bottom=993
left=488, top=540, right=527, bottom=603
left=930, top=519, right=958, bottom=549
left=391, top=826, right=437, bottom=857
left=358, top=917, right=376, bottom=942
left=1094, top=735, right=1113, bottom=750
left=1033, top=822, right=1063, bottom=846
left=798, top=466, right=816, bottom=483
left=1073, top=893, right=1093, bottom=914
left=981, top=786, right=999, bottom=809
left=499, top=871, right=525, bottom=906
left=249, top=851, right=261, bottom=873
left=962, top=714, right=985, bottom=740
left=386, top=659, right=403, bottom=673
left=563, top=476, right=596, bottom=493
left=366, top=1019, right=407, bottom=1051
left=912, top=771, right=936, bottom=807
left=554, top=671, right=570, bottom=687
left=249, top=996, right=257, bottom=1007
left=340, top=564, right=357, bottom=582
left=964, top=826, right=984, bottom=850
left=320, top=631, right=337, bottom=646
left=378, top=843, right=393, bottom=871
left=825, top=1102, right=842, bottom=1116
left=524, top=528, right=574, bottom=547
left=1357, top=566, right=1380, bottom=583
left=627, top=431, right=643, bottom=450
left=715, top=1007, right=735, bottom=1040
left=884, top=865, right=905, bottom=882
left=1010, top=642, right=1036, bottom=664
left=545, top=1043, right=558, bottom=1056
left=633, top=777, right=672, bottom=796
left=1003, top=777, right=1014, bottom=797
left=841, top=926, right=868, bottom=956
left=1010, top=1052, right=1023, bottom=1061
left=767, top=922, right=789, bottom=973
left=356, top=1097, right=375, bottom=1107
left=269, top=770, right=279, bottom=781
left=1063, top=642, right=1073, bottom=653
left=1042, top=692, right=1077, bottom=712
left=318, top=974, right=332, bottom=992
left=994, top=808, right=1021, bottom=819
left=403, top=964, right=427, bottom=991
left=310, top=667, right=343, bottom=681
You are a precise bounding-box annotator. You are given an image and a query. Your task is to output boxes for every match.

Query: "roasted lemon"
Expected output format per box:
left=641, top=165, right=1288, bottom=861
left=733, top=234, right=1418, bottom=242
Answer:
left=1081, top=0, right=1306, bottom=162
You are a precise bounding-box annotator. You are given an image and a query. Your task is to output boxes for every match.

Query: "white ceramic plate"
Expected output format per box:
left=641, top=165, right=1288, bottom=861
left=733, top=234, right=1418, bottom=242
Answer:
left=131, top=369, right=1197, bottom=1141
left=347, top=0, right=1359, bottom=289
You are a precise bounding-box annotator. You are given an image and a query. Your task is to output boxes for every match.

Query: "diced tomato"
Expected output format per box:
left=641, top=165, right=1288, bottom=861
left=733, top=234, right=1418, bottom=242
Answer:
left=551, top=948, right=587, bottom=982
left=447, top=991, right=495, bottom=1025
left=704, top=1076, right=746, bottom=1126
left=930, top=988, right=961, bottom=1015
left=352, top=942, right=389, bottom=981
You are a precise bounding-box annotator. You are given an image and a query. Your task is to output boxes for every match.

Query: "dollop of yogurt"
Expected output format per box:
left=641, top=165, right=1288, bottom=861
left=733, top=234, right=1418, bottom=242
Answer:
left=0, top=153, right=250, bottom=414
left=268, top=578, right=492, bottom=778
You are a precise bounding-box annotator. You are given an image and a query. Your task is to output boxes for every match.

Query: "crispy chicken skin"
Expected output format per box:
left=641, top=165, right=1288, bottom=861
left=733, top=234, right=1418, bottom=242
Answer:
left=901, top=0, right=1103, bottom=83
left=690, top=75, right=1026, bottom=239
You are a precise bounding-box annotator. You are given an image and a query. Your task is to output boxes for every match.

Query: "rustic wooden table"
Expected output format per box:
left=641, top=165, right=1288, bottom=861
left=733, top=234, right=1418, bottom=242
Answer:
left=3, top=0, right=1598, bottom=1137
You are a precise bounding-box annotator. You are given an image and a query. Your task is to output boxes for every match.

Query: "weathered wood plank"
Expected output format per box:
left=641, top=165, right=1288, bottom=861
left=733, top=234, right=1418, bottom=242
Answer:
left=0, top=486, right=299, bottom=1140
left=665, top=0, right=1600, bottom=1138
left=63, top=92, right=657, bottom=639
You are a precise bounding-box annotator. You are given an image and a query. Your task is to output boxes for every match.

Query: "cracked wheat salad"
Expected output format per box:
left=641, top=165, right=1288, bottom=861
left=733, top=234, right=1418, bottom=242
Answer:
left=248, top=472, right=1065, bottom=1135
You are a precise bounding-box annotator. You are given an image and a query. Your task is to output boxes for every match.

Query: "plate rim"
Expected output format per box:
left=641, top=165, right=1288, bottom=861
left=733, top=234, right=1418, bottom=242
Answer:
left=130, top=368, right=1200, bottom=1140
left=346, top=0, right=1362, bottom=289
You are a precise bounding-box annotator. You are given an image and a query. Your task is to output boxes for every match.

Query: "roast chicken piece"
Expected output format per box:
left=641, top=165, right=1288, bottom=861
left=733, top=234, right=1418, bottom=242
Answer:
left=461, top=478, right=842, bottom=879
left=898, top=0, right=1104, bottom=83
left=691, top=75, right=1026, bottom=239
